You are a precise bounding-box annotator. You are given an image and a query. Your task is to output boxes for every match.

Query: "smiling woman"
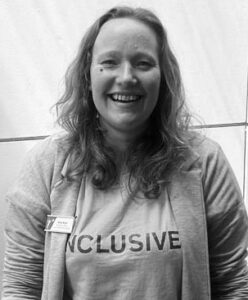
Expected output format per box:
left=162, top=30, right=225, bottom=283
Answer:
left=54, top=7, right=190, bottom=195
left=2, top=5, right=248, bottom=300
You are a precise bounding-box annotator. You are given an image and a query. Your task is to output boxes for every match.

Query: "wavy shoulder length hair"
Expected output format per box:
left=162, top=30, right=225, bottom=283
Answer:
left=55, top=6, right=193, bottom=198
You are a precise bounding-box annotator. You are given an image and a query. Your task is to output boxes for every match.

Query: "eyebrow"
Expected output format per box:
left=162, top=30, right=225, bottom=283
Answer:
left=93, top=51, right=119, bottom=60
left=94, top=50, right=158, bottom=62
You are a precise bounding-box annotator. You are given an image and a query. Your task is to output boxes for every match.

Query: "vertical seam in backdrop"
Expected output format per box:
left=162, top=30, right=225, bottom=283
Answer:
left=243, top=70, right=248, bottom=201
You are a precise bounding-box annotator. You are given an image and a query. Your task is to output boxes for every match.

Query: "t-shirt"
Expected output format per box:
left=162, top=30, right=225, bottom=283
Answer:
left=64, top=177, right=182, bottom=300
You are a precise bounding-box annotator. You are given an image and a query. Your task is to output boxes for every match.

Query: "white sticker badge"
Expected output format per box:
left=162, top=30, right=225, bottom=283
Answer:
left=45, top=215, right=75, bottom=234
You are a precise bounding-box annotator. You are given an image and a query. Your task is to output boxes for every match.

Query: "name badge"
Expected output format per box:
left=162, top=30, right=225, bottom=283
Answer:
left=45, top=215, right=75, bottom=234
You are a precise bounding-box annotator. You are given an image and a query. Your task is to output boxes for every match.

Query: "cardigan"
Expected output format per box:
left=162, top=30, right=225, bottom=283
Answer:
left=2, top=132, right=248, bottom=299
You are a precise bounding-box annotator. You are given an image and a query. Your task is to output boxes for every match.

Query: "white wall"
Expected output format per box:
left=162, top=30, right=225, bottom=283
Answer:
left=1, top=0, right=248, bottom=292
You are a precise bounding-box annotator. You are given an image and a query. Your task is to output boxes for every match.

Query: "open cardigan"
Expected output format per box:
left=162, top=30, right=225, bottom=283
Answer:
left=2, top=133, right=248, bottom=299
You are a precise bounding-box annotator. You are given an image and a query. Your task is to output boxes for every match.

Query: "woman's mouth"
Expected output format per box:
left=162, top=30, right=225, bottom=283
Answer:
left=109, top=93, right=142, bottom=103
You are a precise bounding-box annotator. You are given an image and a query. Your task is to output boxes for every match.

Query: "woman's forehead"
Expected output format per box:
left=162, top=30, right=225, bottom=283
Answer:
left=92, top=18, right=159, bottom=56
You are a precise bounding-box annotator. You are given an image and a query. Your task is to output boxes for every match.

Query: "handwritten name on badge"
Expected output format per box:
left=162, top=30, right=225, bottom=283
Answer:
left=45, top=215, right=75, bottom=234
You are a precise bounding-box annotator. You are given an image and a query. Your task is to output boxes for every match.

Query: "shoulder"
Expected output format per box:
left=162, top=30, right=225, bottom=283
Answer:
left=183, top=132, right=241, bottom=197
left=28, top=131, right=70, bottom=157
left=26, top=131, right=71, bottom=168
left=188, top=132, right=243, bottom=210
left=17, top=131, right=73, bottom=188
left=189, top=132, right=222, bottom=160
left=182, top=132, right=225, bottom=173
left=5, top=132, right=74, bottom=209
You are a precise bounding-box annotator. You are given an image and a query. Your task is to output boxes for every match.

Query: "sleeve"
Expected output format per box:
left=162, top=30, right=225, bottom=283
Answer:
left=1, top=139, right=55, bottom=299
left=202, top=142, right=248, bottom=299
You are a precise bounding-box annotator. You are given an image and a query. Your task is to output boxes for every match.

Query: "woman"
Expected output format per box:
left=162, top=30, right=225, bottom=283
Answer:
left=2, top=6, right=248, bottom=300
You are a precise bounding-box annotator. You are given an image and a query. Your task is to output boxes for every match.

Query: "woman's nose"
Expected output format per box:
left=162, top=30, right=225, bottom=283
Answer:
left=116, top=63, right=137, bottom=85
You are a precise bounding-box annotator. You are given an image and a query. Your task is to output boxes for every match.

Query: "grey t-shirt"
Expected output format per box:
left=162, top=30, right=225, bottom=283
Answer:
left=64, top=178, right=182, bottom=299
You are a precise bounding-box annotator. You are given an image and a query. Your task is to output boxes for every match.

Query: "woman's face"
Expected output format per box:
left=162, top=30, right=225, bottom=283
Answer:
left=90, top=18, right=161, bottom=135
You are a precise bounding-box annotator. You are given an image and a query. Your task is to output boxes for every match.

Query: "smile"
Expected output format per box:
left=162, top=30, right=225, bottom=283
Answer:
left=109, top=93, right=142, bottom=103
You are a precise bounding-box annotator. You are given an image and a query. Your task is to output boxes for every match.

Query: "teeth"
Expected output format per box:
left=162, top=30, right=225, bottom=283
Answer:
left=111, top=94, right=141, bottom=102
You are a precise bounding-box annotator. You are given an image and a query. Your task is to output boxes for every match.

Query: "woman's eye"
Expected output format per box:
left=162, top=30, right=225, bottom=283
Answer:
left=101, top=60, right=117, bottom=68
left=136, top=61, right=152, bottom=69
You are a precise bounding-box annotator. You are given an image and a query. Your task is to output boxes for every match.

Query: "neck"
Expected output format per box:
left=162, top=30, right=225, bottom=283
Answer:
left=104, top=127, right=140, bottom=153
left=100, top=121, right=146, bottom=154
